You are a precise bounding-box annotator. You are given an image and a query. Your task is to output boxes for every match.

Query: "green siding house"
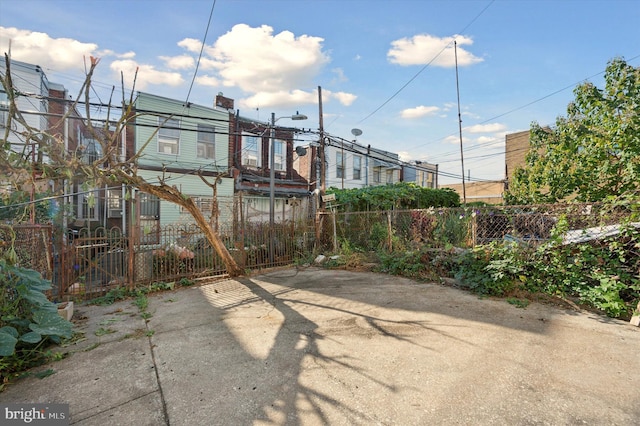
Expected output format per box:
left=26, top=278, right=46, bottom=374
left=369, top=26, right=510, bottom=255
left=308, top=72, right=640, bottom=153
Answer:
left=133, top=92, right=234, bottom=227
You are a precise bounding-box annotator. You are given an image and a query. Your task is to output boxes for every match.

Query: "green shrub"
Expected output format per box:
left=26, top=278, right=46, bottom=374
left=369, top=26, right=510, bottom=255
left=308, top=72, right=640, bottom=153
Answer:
left=452, top=216, right=640, bottom=318
left=0, top=260, right=73, bottom=382
left=453, top=242, right=526, bottom=296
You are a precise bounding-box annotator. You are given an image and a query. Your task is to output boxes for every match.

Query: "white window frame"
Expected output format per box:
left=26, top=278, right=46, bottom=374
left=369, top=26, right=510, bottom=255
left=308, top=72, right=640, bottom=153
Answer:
left=0, top=90, right=8, bottom=128
left=181, top=196, right=214, bottom=213
left=107, top=188, right=122, bottom=218
left=336, top=152, right=344, bottom=179
left=272, top=139, right=286, bottom=172
left=353, top=155, right=361, bottom=180
left=78, top=190, right=99, bottom=221
left=373, top=167, right=381, bottom=183
left=158, top=117, right=180, bottom=155
left=197, top=124, right=216, bottom=159
left=242, top=133, right=261, bottom=168
left=386, top=169, right=394, bottom=184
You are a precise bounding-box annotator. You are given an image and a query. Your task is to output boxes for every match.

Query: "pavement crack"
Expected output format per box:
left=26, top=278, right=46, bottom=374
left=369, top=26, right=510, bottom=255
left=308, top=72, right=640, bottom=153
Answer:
left=70, top=390, right=159, bottom=424
left=146, top=320, right=171, bottom=425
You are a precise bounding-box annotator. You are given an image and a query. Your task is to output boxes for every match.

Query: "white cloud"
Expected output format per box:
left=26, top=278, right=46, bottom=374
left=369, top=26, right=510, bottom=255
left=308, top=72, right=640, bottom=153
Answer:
left=444, top=134, right=471, bottom=145
left=119, top=51, right=136, bottom=59
left=199, top=24, right=330, bottom=99
left=476, top=135, right=499, bottom=144
left=398, top=150, right=433, bottom=163
left=177, top=38, right=202, bottom=53
left=388, top=34, right=482, bottom=67
left=160, top=54, right=195, bottom=70
left=464, top=123, right=506, bottom=134
left=398, top=151, right=413, bottom=162
left=0, top=26, right=98, bottom=71
left=330, top=91, right=357, bottom=106
left=180, top=24, right=356, bottom=109
left=442, top=102, right=456, bottom=111
left=239, top=89, right=319, bottom=110
left=239, top=87, right=356, bottom=110
left=331, top=67, right=347, bottom=83
left=401, top=105, right=440, bottom=119
left=195, top=75, right=221, bottom=87
left=110, top=59, right=184, bottom=90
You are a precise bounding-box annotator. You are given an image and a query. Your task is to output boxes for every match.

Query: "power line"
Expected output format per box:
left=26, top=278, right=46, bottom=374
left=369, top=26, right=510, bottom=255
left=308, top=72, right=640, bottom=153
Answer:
left=358, top=0, right=495, bottom=124
left=185, top=0, right=217, bottom=104
left=404, top=53, right=640, bottom=158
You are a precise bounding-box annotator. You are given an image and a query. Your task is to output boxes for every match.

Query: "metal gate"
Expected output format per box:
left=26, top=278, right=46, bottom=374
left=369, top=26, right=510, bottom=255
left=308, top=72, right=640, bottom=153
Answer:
left=59, top=227, right=131, bottom=300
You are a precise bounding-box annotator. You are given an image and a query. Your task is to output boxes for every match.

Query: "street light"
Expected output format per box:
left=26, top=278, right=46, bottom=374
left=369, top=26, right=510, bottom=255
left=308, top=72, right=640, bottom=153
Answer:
left=269, top=111, right=307, bottom=263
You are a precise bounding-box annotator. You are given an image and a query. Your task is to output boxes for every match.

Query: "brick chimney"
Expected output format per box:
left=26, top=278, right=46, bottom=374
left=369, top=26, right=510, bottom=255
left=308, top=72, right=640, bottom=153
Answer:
left=215, top=93, right=234, bottom=110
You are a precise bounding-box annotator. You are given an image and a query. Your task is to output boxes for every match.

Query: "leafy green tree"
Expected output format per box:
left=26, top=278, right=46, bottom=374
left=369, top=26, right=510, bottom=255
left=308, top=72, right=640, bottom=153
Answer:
left=506, top=58, right=640, bottom=204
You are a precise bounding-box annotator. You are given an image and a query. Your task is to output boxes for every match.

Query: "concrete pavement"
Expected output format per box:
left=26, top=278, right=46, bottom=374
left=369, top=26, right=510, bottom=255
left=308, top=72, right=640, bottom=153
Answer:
left=1, top=267, right=639, bottom=425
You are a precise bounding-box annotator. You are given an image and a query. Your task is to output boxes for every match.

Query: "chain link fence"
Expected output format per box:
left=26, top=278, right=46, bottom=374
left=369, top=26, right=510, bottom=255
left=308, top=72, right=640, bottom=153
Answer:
left=3, top=198, right=636, bottom=302
left=317, top=202, right=636, bottom=252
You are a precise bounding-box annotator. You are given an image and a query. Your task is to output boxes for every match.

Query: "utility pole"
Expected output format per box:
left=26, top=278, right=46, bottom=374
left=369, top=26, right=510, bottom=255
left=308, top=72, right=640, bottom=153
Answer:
left=454, top=41, right=467, bottom=206
left=318, top=86, right=325, bottom=195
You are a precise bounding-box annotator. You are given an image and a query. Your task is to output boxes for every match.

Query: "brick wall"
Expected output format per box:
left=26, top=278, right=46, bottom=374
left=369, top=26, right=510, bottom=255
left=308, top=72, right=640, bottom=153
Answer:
left=505, top=130, right=531, bottom=181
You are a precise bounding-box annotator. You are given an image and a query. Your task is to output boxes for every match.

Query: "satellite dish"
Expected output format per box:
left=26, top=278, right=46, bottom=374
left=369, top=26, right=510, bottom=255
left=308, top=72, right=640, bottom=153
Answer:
left=295, top=146, right=307, bottom=156
left=351, top=128, right=363, bottom=137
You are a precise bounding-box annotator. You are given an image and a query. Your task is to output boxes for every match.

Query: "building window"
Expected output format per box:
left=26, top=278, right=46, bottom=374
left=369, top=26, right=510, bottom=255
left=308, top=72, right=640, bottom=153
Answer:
left=336, top=152, right=344, bottom=179
left=353, top=155, right=361, bottom=180
left=0, top=90, right=8, bottom=128
left=107, top=188, right=122, bottom=218
left=140, top=192, right=160, bottom=218
left=197, top=124, right=215, bottom=159
left=272, top=139, right=285, bottom=171
left=81, top=138, right=101, bottom=164
left=139, top=192, right=160, bottom=244
left=373, top=167, right=381, bottom=183
left=182, top=196, right=213, bottom=214
left=78, top=190, right=99, bottom=221
left=386, top=169, right=394, bottom=183
left=242, top=133, right=260, bottom=167
left=158, top=118, right=180, bottom=154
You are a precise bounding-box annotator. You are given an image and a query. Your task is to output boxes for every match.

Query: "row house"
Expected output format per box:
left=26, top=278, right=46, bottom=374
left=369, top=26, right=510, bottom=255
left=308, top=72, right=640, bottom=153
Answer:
left=0, top=59, right=90, bottom=228
left=402, top=160, right=438, bottom=189
left=128, top=92, right=311, bottom=231
left=130, top=92, right=235, bottom=231
left=295, top=137, right=438, bottom=191
left=218, top=94, right=310, bottom=223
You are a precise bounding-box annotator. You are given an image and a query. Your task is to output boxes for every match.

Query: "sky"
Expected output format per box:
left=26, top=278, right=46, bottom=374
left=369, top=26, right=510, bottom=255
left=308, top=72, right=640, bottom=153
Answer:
left=1, top=0, right=639, bottom=184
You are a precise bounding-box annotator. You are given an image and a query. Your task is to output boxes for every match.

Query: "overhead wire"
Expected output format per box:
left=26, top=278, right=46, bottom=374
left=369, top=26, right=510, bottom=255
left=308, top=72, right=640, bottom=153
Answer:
left=185, top=0, right=217, bottom=105
left=358, top=0, right=495, bottom=124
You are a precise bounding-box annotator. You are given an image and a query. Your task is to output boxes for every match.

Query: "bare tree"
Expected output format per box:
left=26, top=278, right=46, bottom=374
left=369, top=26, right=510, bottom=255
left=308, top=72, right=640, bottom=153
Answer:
left=1, top=54, right=243, bottom=277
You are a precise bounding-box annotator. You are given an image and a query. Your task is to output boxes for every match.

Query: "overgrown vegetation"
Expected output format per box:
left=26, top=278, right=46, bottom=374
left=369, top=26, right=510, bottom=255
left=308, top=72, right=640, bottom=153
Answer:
left=0, top=192, right=51, bottom=224
left=88, top=279, right=189, bottom=307
left=327, top=182, right=460, bottom=212
left=453, top=213, right=640, bottom=318
left=324, top=194, right=640, bottom=320
left=0, top=259, right=73, bottom=388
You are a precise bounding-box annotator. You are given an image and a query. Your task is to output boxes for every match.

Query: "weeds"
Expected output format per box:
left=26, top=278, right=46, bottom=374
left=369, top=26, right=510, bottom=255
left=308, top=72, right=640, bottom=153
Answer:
left=507, top=298, right=530, bottom=308
left=94, top=327, right=116, bottom=337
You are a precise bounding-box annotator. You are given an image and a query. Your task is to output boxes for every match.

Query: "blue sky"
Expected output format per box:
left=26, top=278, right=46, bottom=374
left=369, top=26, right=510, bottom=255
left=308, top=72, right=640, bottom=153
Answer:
left=1, top=0, right=639, bottom=184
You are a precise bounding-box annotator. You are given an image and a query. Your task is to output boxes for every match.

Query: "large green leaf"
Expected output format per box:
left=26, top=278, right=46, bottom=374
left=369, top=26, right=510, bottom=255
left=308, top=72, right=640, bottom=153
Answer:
left=0, top=330, right=18, bottom=356
left=19, top=331, right=43, bottom=344
left=22, top=288, right=51, bottom=307
left=0, top=326, right=18, bottom=338
left=7, top=267, right=51, bottom=291
left=29, top=311, right=72, bottom=339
